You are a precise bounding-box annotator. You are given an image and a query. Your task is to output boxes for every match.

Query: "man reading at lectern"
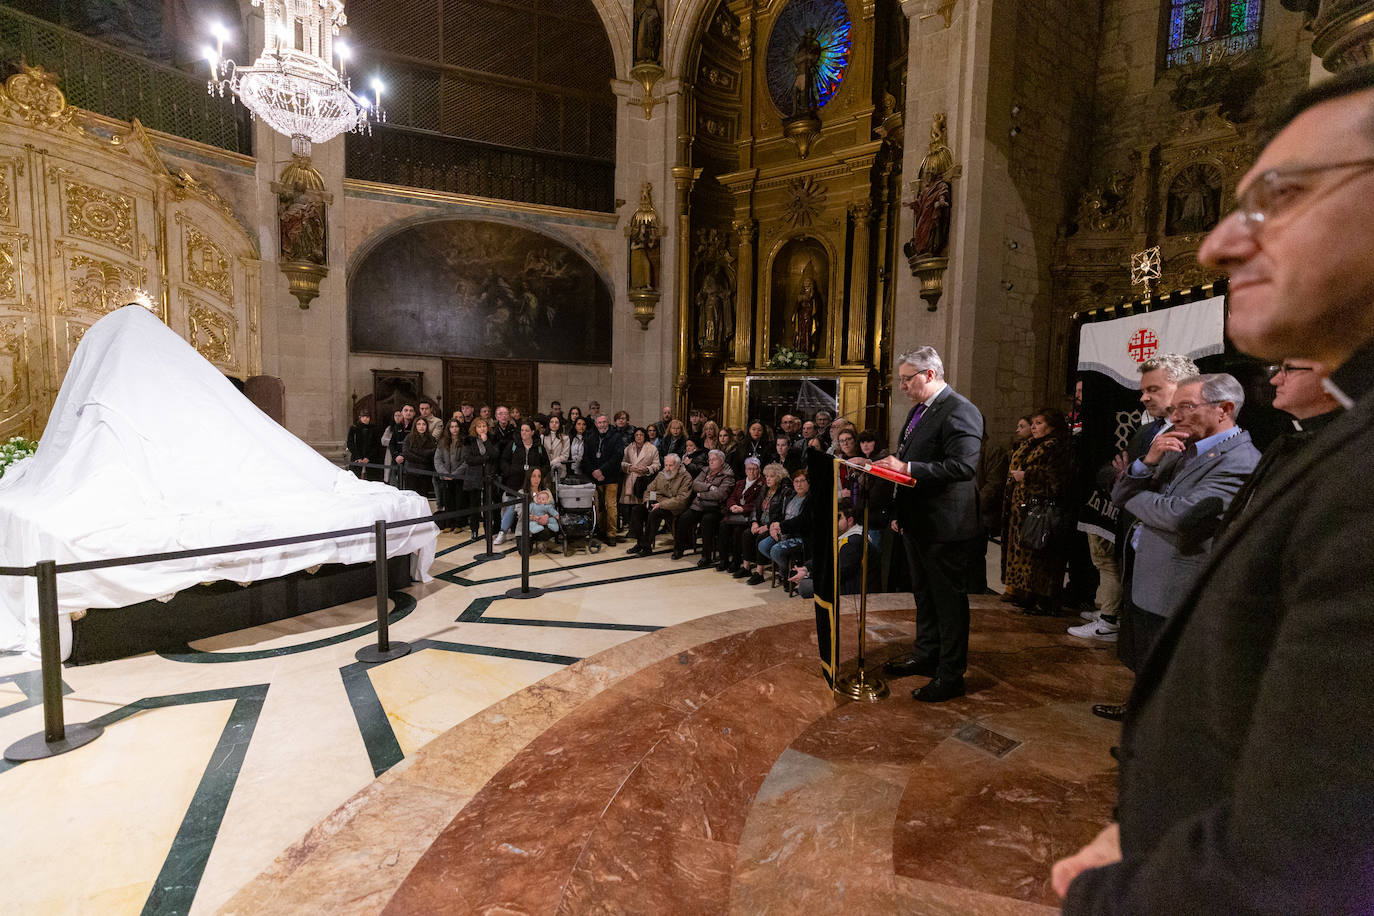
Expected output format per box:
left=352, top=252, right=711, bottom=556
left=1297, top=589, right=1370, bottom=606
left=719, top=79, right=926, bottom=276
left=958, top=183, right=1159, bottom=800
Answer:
left=874, top=347, right=983, bottom=702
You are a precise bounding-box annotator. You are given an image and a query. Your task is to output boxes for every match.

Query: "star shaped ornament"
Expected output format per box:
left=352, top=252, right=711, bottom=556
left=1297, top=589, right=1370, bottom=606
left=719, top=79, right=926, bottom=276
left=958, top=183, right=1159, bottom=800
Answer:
left=1130, top=246, right=1162, bottom=292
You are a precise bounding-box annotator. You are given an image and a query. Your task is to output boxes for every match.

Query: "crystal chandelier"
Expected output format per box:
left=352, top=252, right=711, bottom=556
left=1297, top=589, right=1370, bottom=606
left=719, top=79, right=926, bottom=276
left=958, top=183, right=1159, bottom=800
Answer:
left=205, top=0, right=383, bottom=156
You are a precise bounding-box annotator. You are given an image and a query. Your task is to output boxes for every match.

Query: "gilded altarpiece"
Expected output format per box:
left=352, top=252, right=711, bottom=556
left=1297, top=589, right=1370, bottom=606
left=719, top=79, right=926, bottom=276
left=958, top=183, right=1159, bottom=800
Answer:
left=0, top=66, right=260, bottom=440
left=681, top=0, right=901, bottom=429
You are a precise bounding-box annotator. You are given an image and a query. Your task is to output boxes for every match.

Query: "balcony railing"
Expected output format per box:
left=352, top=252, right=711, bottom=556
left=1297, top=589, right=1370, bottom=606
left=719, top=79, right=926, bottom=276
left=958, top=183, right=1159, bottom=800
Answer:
left=346, top=125, right=615, bottom=213
left=0, top=5, right=252, bottom=155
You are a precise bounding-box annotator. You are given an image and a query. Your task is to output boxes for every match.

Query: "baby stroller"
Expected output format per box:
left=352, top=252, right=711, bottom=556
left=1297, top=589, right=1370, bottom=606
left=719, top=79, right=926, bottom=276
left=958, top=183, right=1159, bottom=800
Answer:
left=556, top=479, right=601, bottom=556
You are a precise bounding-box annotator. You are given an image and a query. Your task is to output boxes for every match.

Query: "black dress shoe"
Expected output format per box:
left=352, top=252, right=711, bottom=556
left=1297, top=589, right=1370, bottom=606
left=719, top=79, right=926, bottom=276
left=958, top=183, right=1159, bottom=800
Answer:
left=1092, top=703, right=1127, bottom=721
left=883, top=654, right=939, bottom=678
left=745, top=572, right=765, bottom=585
left=714, top=560, right=729, bottom=571
left=670, top=551, right=684, bottom=560
left=912, top=677, right=965, bottom=702
left=731, top=567, right=751, bottom=579
left=696, top=557, right=713, bottom=568
left=625, top=544, right=643, bottom=555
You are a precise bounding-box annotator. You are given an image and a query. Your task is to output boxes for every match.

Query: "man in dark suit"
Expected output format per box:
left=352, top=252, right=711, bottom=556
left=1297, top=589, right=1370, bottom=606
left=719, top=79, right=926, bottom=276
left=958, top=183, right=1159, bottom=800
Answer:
left=874, top=346, right=983, bottom=702
left=1054, top=67, right=1374, bottom=911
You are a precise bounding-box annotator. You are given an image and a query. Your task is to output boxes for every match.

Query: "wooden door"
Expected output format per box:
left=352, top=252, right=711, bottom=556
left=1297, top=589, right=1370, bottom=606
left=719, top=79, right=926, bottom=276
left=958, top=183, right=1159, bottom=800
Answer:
left=443, top=358, right=538, bottom=417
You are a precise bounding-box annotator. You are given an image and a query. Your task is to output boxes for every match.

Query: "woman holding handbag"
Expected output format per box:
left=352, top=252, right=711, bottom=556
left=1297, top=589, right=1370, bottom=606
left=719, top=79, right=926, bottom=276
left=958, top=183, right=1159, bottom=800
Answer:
left=1000, top=408, right=1075, bottom=615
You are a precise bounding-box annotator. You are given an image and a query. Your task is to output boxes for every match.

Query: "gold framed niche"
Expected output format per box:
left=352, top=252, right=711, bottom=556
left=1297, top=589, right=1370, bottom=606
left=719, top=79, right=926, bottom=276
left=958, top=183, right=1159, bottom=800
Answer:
left=759, top=232, right=840, bottom=368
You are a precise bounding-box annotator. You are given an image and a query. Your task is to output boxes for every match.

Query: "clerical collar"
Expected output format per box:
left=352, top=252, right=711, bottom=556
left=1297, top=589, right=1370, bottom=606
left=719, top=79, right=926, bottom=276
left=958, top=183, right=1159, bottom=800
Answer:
left=1294, top=410, right=1339, bottom=434
left=1326, top=339, right=1374, bottom=408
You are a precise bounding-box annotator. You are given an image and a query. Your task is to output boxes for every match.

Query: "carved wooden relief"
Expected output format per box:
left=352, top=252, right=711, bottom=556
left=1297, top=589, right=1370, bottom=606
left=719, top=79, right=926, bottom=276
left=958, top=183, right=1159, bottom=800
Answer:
left=61, top=180, right=136, bottom=254
left=185, top=295, right=238, bottom=371
left=184, top=223, right=233, bottom=300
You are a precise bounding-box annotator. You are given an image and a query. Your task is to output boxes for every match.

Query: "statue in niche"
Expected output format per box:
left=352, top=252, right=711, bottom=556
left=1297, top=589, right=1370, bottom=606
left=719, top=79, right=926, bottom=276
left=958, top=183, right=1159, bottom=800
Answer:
left=791, top=27, right=823, bottom=116
left=278, top=193, right=326, bottom=265
left=1166, top=163, right=1224, bottom=236
left=791, top=262, right=822, bottom=356
left=627, top=183, right=662, bottom=290
left=634, top=0, right=663, bottom=65
left=693, top=228, right=736, bottom=357
left=903, top=113, right=957, bottom=261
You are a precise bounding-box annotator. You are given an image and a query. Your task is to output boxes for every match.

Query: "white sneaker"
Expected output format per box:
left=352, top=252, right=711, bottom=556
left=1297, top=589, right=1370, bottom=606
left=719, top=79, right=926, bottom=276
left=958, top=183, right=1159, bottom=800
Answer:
left=1067, top=620, right=1119, bottom=642
left=493, top=531, right=506, bottom=546
left=1080, top=609, right=1101, bottom=621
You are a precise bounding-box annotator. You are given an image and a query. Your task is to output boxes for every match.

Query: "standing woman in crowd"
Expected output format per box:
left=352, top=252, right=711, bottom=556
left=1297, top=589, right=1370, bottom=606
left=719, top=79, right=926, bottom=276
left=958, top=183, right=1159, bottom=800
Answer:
left=500, top=420, right=550, bottom=498
left=567, top=416, right=590, bottom=483
left=543, top=414, right=570, bottom=482
left=459, top=417, right=498, bottom=539
left=660, top=417, right=688, bottom=457
left=620, top=426, right=661, bottom=519
left=741, top=420, right=770, bottom=466
left=1001, top=408, right=1075, bottom=615
left=718, top=426, right=741, bottom=477
left=347, top=410, right=384, bottom=480
left=701, top=420, right=721, bottom=453
left=434, top=418, right=466, bottom=531
left=566, top=406, right=582, bottom=428
left=399, top=416, right=437, bottom=498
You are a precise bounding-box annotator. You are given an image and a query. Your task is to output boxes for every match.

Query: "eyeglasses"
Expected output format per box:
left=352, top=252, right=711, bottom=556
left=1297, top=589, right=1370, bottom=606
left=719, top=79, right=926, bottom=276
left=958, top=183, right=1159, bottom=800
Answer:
left=1167, top=400, right=1223, bottom=415
left=1232, top=157, right=1374, bottom=231
left=897, top=369, right=931, bottom=384
left=1266, top=363, right=1314, bottom=379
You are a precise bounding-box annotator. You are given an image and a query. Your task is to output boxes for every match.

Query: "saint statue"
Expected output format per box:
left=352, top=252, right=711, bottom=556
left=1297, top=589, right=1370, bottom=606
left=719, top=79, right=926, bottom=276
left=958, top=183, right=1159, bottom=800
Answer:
left=626, top=183, right=662, bottom=291
left=791, top=27, right=823, bottom=116
left=905, top=176, right=951, bottom=260
left=792, top=267, right=821, bottom=356
left=696, top=273, right=728, bottom=352
left=634, top=0, right=663, bottom=65
left=278, top=194, right=326, bottom=265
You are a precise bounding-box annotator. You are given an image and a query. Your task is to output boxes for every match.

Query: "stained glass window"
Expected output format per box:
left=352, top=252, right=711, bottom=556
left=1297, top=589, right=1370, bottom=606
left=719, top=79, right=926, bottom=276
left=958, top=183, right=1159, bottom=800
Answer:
left=765, top=0, right=852, bottom=117
left=1167, top=0, right=1263, bottom=68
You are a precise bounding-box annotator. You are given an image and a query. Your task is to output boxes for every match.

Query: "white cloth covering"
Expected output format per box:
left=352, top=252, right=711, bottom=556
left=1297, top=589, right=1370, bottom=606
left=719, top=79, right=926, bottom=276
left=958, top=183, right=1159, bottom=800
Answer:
left=0, top=306, right=436, bottom=659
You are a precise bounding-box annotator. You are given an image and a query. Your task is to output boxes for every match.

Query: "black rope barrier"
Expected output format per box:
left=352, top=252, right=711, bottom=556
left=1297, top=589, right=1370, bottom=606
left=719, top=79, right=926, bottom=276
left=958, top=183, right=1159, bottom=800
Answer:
left=0, top=473, right=521, bottom=761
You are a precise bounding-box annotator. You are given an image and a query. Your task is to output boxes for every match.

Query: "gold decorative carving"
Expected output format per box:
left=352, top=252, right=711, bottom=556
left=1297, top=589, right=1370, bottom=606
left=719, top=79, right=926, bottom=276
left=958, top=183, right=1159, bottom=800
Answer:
left=0, top=166, right=11, bottom=225
left=783, top=176, right=828, bottom=227
left=0, top=240, right=17, bottom=302
left=0, top=64, right=82, bottom=135
left=67, top=323, right=88, bottom=358
left=62, top=254, right=142, bottom=316
left=1077, top=171, right=1134, bottom=233
left=169, top=169, right=245, bottom=237
left=64, top=182, right=136, bottom=253
left=182, top=223, right=232, bottom=300
left=0, top=319, right=27, bottom=415
left=187, top=299, right=237, bottom=370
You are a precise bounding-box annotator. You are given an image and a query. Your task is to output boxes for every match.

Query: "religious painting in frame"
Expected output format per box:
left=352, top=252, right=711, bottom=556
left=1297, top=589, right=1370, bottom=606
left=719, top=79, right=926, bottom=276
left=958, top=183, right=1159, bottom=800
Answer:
left=349, top=219, right=612, bottom=364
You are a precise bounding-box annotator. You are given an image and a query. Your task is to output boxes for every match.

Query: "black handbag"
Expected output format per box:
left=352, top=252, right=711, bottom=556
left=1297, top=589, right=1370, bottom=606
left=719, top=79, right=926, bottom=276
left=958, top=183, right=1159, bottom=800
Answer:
left=1019, top=499, right=1062, bottom=551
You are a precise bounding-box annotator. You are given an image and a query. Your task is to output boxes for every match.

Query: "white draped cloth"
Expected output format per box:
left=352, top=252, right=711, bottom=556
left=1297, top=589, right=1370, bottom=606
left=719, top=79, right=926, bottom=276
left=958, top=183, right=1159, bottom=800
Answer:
left=0, top=306, right=436, bottom=659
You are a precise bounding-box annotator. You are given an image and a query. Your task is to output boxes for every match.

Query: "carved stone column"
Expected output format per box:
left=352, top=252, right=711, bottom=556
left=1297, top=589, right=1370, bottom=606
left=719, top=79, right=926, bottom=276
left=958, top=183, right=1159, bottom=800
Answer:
left=672, top=165, right=700, bottom=413
left=846, top=201, right=874, bottom=364
left=1284, top=0, right=1374, bottom=72
left=731, top=218, right=756, bottom=366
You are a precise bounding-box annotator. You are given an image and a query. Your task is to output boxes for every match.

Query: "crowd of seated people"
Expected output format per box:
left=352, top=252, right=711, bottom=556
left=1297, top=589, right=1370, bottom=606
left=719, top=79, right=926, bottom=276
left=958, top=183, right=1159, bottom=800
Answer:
left=346, top=398, right=894, bottom=591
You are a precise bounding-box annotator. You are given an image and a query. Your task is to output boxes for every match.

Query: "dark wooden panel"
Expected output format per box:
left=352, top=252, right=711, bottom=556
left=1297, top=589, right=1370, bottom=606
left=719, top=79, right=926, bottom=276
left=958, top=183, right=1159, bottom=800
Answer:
left=443, top=358, right=491, bottom=411
left=372, top=369, right=425, bottom=424
left=490, top=360, right=538, bottom=414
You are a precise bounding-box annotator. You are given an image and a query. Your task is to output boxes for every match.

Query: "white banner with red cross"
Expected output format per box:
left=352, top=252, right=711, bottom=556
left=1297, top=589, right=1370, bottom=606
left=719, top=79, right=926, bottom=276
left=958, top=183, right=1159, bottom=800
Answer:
left=1076, top=295, right=1226, bottom=387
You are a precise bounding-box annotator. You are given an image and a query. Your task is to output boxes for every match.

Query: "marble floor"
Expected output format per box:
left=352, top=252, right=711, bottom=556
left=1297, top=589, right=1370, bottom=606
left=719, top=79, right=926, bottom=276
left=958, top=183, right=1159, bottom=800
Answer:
left=0, top=532, right=1129, bottom=914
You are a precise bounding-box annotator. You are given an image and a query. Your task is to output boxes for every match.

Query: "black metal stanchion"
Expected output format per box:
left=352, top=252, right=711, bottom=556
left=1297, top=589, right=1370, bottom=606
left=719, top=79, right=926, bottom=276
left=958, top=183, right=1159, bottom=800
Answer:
left=5, top=561, right=104, bottom=762
left=471, top=478, right=501, bottom=563
left=505, top=486, right=544, bottom=599
left=355, top=520, right=411, bottom=663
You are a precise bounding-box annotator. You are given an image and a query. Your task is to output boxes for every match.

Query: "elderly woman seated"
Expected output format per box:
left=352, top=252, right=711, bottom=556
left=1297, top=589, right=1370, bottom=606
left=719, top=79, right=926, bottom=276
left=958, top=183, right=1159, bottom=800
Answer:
left=715, top=456, right=765, bottom=572
left=625, top=452, right=694, bottom=556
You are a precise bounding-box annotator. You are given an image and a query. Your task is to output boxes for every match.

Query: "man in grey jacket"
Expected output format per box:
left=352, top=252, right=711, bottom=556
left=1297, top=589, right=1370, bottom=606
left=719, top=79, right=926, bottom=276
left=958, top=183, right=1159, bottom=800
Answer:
left=1106, top=372, right=1259, bottom=657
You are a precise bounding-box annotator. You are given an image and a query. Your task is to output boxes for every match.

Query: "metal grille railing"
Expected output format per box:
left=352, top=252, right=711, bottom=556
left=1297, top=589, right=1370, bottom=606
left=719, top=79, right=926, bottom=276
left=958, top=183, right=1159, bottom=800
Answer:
left=345, top=124, right=615, bottom=213
left=0, top=5, right=252, bottom=155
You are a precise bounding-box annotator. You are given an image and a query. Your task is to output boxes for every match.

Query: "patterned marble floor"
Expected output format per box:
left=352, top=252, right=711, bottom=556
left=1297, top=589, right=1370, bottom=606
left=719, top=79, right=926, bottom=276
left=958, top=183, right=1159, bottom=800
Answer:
left=0, top=533, right=1129, bottom=914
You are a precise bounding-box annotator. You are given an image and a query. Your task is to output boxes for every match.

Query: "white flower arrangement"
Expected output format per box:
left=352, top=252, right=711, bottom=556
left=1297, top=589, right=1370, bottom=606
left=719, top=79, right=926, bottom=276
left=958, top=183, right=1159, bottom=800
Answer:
left=0, top=436, right=37, bottom=478
left=767, top=346, right=812, bottom=369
